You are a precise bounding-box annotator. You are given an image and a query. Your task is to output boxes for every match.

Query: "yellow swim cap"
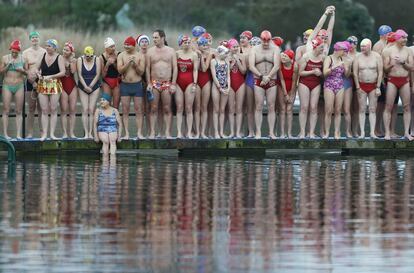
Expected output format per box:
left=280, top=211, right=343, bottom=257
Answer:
left=84, top=46, right=94, bottom=56
left=303, top=29, right=313, bottom=36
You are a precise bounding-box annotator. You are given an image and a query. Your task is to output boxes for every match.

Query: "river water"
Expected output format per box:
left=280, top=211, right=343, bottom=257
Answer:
left=0, top=153, right=414, bottom=272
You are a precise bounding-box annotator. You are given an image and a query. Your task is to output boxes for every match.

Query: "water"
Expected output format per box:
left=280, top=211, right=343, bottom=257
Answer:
left=1, top=153, right=414, bottom=273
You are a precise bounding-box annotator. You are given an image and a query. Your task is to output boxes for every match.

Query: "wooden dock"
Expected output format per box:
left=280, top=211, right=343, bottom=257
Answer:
left=2, top=138, right=414, bottom=156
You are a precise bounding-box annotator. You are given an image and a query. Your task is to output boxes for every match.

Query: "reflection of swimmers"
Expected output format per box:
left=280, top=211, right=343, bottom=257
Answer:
left=0, top=40, right=27, bottom=139
left=353, top=39, right=383, bottom=138
left=94, top=93, right=122, bottom=156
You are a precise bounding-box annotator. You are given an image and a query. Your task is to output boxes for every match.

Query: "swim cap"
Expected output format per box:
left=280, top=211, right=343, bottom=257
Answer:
left=104, top=37, right=115, bottom=48
left=283, top=49, right=295, bottom=60
left=217, top=45, right=229, bottom=56
left=46, top=39, right=58, bottom=49
left=387, top=32, right=396, bottom=43
left=9, top=40, right=21, bottom=51
left=272, top=36, right=284, bottom=47
left=64, top=41, right=74, bottom=52
left=124, top=36, right=136, bottom=47
left=378, top=25, right=392, bottom=36
left=347, top=36, right=358, bottom=45
left=101, top=92, right=112, bottom=102
left=360, top=38, right=372, bottom=49
left=178, top=34, right=190, bottom=46
left=84, top=46, right=94, bottom=56
left=311, top=38, right=323, bottom=49
left=343, top=41, right=352, bottom=52
left=227, top=38, right=239, bottom=49
left=137, top=35, right=150, bottom=46
left=219, top=40, right=229, bottom=48
left=394, top=29, right=408, bottom=40
left=240, top=30, right=253, bottom=40
left=192, top=26, right=206, bottom=38
left=334, top=41, right=349, bottom=52
left=303, top=29, right=313, bottom=36
left=29, top=31, right=40, bottom=40
left=197, top=36, right=209, bottom=46
left=260, top=30, right=272, bottom=41
left=250, top=36, right=261, bottom=46
left=318, top=29, right=328, bottom=37
left=202, top=32, right=213, bottom=40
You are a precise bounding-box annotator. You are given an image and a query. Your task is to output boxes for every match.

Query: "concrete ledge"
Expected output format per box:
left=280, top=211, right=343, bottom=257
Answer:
left=2, top=138, right=414, bottom=156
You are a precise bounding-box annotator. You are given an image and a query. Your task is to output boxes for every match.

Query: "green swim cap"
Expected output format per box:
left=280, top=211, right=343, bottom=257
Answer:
left=29, top=31, right=40, bottom=40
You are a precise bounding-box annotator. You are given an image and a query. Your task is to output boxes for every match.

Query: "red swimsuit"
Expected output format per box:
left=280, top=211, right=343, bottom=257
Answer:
left=198, top=56, right=211, bottom=89
left=299, top=59, right=323, bottom=91
left=61, top=64, right=76, bottom=95
left=230, top=60, right=245, bottom=92
left=177, top=58, right=194, bottom=91
left=277, top=62, right=294, bottom=92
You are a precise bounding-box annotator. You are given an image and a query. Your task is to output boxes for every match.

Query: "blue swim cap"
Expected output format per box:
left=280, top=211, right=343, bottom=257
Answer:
left=197, top=36, right=209, bottom=46
left=378, top=25, right=392, bottom=36
left=101, top=92, right=112, bottom=102
left=192, top=26, right=206, bottom=38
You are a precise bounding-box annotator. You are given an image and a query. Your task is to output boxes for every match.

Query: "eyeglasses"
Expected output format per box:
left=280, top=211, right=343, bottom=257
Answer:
left=85, top=55, right=94, bottom=58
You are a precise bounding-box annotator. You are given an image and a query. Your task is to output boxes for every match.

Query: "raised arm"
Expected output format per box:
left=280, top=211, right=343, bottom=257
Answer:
left=326, top=10, right=336, bottom=51
left=306, top=7, right=333, bottom=52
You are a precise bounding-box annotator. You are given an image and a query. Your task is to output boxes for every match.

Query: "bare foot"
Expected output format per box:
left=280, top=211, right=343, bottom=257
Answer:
left=214, top=134, right=220, bottom=139
left=26, top=134, right=33, bottom=139
left=322, top=134, right=329, bottom=139
left=298, top=133, right=305, bottom=139
left=247, top=132, right=255, bottom=138
left=69, top=133, right=77, bottom=139
left=279, top=134, right=286, bottom=139
left=269, top=134, right=277, bottom=139
left=122, top=135, right=130, bottom=140
left=391, top=133, right=401, bottom=139
left=50, top=135, right=59, bottom=140
left=193, top=134, right=200, bottom=139
left=309, top=134, right=317, bottom=139
left=334, top=133, right=341, bottom=140
left=359, top=134, right=365, bottom=139
left=201, top=134, right=208, bottom=139
left=165, top=134, right=173, bottom=139
left=236, top=134, right=243, bottom=138
left=148, top=134, right=155, bottom=139
left=255, top=134, right=261, bottom=139
left=384, top=134, right=391, bottom=140
left=370, top=133, right=378, bottom=139
left=404, top=134, right=414, bottom=141
left=287, top=134, right=293, bottom=139
left=177, top=133, right=183, bottom=139
left=228, top=134, right=234, bottom=138
left=137, top=134, right=145, bottom=139
left=40, top=135, right=47, bottom=142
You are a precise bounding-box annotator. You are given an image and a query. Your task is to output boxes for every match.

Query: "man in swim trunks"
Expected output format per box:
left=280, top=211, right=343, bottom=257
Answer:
left=353, top=38, right=383, bottom=139
left=373, top=25, right=393, bottom=137
left=382, top=29, right=414, bottom=140
left=249, top=30, right=280, bottom=139
left=22, top=31, right=46, bottom=138
left=117, top=36, right=146, bottom=139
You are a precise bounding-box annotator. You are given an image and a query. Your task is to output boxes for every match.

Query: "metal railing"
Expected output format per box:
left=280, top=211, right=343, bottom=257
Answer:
left=0, top=135, right=16, bottom=163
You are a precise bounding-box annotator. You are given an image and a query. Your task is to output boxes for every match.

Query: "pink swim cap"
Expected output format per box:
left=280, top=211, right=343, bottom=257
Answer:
left=394, top=29, right=408, bottom=40
left=241, top=30, right=253, bottom=40
left=333, top=41, right=349, bottom=52
left=227, top=38, right=239, bottom=49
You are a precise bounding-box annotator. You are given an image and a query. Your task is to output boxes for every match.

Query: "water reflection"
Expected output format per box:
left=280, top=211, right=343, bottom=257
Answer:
left=1, top=155, right=414, bottom=272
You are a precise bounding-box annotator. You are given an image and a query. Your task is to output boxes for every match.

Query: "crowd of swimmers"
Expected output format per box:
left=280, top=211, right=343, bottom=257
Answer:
left=2, top=5, right=414, bottom=155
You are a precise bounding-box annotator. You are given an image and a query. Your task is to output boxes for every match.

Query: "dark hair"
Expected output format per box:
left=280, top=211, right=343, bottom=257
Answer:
left=154, top=29, right=168, bottom=46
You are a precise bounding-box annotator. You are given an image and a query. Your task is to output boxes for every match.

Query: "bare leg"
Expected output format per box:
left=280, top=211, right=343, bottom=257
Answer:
left=68, top=88, right=78, bottom=138
left=184, top=86, right=196, bottom=138
left=254, top=86, right=265, bottom=138
left=245, top=85, right=255, bottom=137
left=200, top=82, right=211, bottom=138
left=235, top=85, right=245, bottom=138
left=134, top=96, right=145, bottom=139
left=88, top=90, right=100, bottom=138
left=109, top=132, right=118, bottom=155
left=342, top=86, right=353, bottom=137
left=298, top=83, right=310, bottom=138
left=309, top=86, right=321, bottom=138
left=38, top=93, right=50, bottom=141
left=99, top=132, right=110, bottom=156
left=286, top=89, right=296, bottom=138
left=266, top=86, right=277, bottom=139
left=333, top=89, right=345, bottom=139
left=227, top=89, right=236, bottom=138
left=193, top=86, right=201, bottom=138
left=149, top=89, right=161, bottom=139
left=121, top=96, right=131, bottom=139
left=383, top=83, right=398, bottom=140
left=219, top=91, right=229, bottom=138
left=2, top=89, right=12, bottom=138
left=175, top=87, right=184, bottom=138
left=277, top=88, right=286, bottom=138
left=399, top=85, right=413, bottom=140
left=211, top=85, right=221, bottom=138
left=14, top=88, right=25, bottom=139
left=49, top=93, right=61, bottom=139
left=357, top=90, right=368, bottom=138
left=161, top=90, right=173, bottom=138
left=368, top=91, right=378, bottom=138
left=60, top=91, right=69, bottom=138
left=324, top=89, right=335, bottom=138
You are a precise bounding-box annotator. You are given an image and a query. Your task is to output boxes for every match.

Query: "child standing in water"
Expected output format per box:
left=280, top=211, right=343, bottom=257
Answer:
left=94, top=93, right=122, bottom=156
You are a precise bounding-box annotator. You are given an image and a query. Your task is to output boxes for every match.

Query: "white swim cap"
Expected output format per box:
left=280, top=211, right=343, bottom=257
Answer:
left=104, top=37, right=115, bottom=48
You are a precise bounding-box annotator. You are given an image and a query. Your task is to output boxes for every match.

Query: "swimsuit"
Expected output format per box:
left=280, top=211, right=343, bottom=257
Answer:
left=97, top=109, right=118, bottom=133
left=215, top=60, right=228, bottom=89
left=37, top=53, right=63, bottom=95
left=254, top=78, right=277, bottom=91
left=2, top=83, right=24, bottom=94
left=3, top=55, right=25, bottom=94
left=387, top=76, right=409, bottom=89
left=102, top=54, right=120, bottom=89
left=197, top=56, right=211, bottom=89
left=299, top=59, right=323, bottom=91
left=276, top=62, right=294, bottom=93
left=151, top=80, right=172, bottom=92
left=324, top=57, right=345, bottom=94
left=245, top=71, right=254, bottom=89
left=359, top=82, right=377, bottom=94
left=61, top=63, right=76, bottom=95
left=343, top=76, right=354, bottom=90
left=78, top=56, right=101, bottom=94
left=230, top=60, right=244, bottom=92
left=120, top=81, right=144, bottom=97
left=177, top=57, right=194, bottom=91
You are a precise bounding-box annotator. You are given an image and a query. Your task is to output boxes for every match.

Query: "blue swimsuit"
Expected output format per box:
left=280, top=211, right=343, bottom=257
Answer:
left=97, top=109, right=118, bottom=133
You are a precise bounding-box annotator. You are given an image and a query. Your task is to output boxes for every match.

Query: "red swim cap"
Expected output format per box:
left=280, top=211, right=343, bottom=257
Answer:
left=272, top=36, right=284, bottom=47
left=260, top=30, right=272, bottom=41
left=283, top=49, right=295, bottom=60
left=387, top=32, right=396, bottom=43
left=64, top=41, right=75, bottom=52
left=202, top=32, right=213, bottom=40
left=241, top=30, right=253, bottom=40
left=311, top=38, right=324, bottom=49
left=9, top=40, right=21, bottom=51
left=124, top=36, right=136, bottom=47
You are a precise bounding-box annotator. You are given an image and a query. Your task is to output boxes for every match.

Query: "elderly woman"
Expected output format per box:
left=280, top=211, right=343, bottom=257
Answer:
left=0, top=40, right=27, bottom=139
left=77, top=46, right=101, bottom=139
left=36, top=39, right=65, bottom=141
left=60, top=42, right=77, bottom=139
left=100, top=37, right=120, bottom=109
left=94, top=93, right=122, bottom=157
